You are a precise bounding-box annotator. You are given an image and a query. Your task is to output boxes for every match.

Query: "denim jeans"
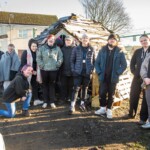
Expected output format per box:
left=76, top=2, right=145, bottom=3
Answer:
left=0, top=92, right=32, bottom=118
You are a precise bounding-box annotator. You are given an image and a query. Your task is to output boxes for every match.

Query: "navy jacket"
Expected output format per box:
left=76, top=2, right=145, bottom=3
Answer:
left=70, top=45, right=95, bottom=76
left=95, top=45, right=127, bottom=83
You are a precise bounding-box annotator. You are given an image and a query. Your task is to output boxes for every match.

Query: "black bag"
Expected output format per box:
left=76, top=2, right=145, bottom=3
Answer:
left=9, top=70, right=17, bottom=81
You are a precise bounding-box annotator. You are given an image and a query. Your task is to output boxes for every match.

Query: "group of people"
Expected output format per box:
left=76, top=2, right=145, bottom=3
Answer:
left=0, top=32, right=150, bottom=129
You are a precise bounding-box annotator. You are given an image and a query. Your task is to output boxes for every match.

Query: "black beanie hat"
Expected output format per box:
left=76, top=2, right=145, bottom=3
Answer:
left=108, top=34, right=119, bottom=41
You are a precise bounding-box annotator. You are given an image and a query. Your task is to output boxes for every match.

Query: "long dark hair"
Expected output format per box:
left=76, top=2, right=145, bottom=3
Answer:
left=28, top=39, right=38, bottom=49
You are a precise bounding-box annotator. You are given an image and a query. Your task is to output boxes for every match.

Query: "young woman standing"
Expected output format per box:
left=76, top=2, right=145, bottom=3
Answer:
left=37, top=34, right=63, bottom=109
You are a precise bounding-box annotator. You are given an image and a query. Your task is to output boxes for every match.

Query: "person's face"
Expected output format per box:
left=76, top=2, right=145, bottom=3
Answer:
left=65, top=39, right=72, bottom=46
left=108, top=38, right=117, bottom=47
left=47, top=37, right=55, bottom=46
left=140, top=37, right=150, bottom=48
left=30, top=43, right=38, bottom=52
left=81, top=37, right=89, bottom=46
left=8, top=46, right=14, bottom=52
left=23, top=67, right=33, bottom=77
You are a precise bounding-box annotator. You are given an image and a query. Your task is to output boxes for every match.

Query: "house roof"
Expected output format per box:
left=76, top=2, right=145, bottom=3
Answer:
left=0, top=11, right=58, bottom=26
left=35, top=14, right=112, bottom=45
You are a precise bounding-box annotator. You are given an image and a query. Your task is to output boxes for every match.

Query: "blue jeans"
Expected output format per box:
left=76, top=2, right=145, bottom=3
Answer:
left=0, top=92, right=32, bottom=118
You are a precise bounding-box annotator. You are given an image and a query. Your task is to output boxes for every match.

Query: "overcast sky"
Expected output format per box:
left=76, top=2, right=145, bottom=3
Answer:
left=0, top=0, right=150, bottom=32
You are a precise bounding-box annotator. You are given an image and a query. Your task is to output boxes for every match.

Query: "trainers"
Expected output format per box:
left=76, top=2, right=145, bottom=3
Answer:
left=95, top=107, right=106, bottom=115
left=123, top=114, right=135, bottom=120
left=33, top=100, right=44, bottom=106
left=42, top=103, right=48, bottom=109
left=22, top=110, right=31, bottom=117
left=137, top=120, right=146, bottom=125
left=50, top=103, right=56, bottom=109
left=68, top=107, right=75, bottom=115
left=141, top=122, right=150, bottom=129
left=79, top=103, right=86, bottom=112
left=107, top=109, right=112, bottom=119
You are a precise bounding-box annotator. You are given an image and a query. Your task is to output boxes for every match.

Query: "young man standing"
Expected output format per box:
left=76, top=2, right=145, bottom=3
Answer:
left=69, top=34, right=95, bottom=114
left=95, top=34, right=127, bottom=119
left=0, top=44, right=20, bottom=90
left=127, top=34, right=150, bottom=124
left=60, top=35, right=74, bottom=103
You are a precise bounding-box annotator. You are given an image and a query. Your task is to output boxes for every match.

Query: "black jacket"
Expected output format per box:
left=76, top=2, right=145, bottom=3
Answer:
left=61, top=45, right=74, bottom=76
left=2, top=73, right=29, bottom=103
left=130, top=47, right=150, bottom=78
left=0, top=51, right=4, bottom=60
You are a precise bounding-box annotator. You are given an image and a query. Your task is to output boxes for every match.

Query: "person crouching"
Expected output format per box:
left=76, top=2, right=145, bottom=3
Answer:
left=0, top=65, right=33, bottom=118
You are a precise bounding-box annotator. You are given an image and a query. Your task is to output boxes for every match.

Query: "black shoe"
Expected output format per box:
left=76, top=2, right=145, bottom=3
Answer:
left=123, top=114, right=135, bottom=119
left=137, top=120, right=146, bottom=125
left=22, top=110, right=31, bottom=117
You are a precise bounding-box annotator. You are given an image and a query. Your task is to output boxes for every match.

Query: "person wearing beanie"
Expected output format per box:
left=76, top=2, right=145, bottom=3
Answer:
left=20, top=39, right=44, bottom=106
left=60, top=35, right=74, bottom=103
left=69, top=33, right=95, bottom=115
left=0, top=65, right=33, bottom=118
left=95, top=33, right=127, bottom=119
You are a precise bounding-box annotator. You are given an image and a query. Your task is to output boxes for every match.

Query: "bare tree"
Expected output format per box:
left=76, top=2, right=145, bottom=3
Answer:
left=80, top=0, right=131, bottom=33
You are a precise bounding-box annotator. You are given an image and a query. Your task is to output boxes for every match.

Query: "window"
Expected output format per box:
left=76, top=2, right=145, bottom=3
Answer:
left=0, top=27, right=6, bottom=35
left=18, top=30, right=28, bottom=38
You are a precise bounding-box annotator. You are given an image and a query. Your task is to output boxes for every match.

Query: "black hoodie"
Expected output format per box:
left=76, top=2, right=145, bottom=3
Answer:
left=130, top=46, right=150, bottom=78
left=61, top=45, right=74, bottom=76
left=2, top=73, right=29, bottom=103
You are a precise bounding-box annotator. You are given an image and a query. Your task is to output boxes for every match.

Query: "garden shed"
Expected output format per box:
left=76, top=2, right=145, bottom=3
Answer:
left=35, top=14, right=132, bottom=108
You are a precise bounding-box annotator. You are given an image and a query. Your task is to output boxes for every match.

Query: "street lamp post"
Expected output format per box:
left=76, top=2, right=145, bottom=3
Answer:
left=33, top=28, right=37, bottom=38
left=9, top=13, right=14, bottom=43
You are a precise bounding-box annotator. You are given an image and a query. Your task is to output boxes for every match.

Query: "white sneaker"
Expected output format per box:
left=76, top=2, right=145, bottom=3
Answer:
left=69, top=106, right=75, bottom=115
left=42, top=103, right=47, bottom=109
left=141, top=122, right=150, bottom=129
left=33, top=100, right=44, bottom=106
left=95, top=107, right=106, bottom=115
left=50, top=103, right=56, bottom=109
left=107, top=109, right=112, bottom=119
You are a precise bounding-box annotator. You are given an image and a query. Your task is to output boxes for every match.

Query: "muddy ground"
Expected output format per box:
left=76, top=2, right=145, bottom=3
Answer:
left=0, top=95, right=150, bottom=150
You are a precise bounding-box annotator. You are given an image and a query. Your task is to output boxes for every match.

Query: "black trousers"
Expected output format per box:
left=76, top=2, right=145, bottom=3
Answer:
left=129, top=77, right=148, bottom=121
left=72, top=75, right=91, bottom=103
left=61, top=75, right=73, bottom=101
left=99, top=81, right=116, bottom=109
left=41, top=70, right=57, bottom=104
left=31, top=75, right=39, bottom=101
left=0, top=82, right=3, bottom=93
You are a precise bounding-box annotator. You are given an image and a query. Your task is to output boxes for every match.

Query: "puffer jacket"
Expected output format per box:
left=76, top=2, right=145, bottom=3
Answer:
left=36, top=44, right=63, bottom=71
left=70, top=45, right=95, bottom=76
